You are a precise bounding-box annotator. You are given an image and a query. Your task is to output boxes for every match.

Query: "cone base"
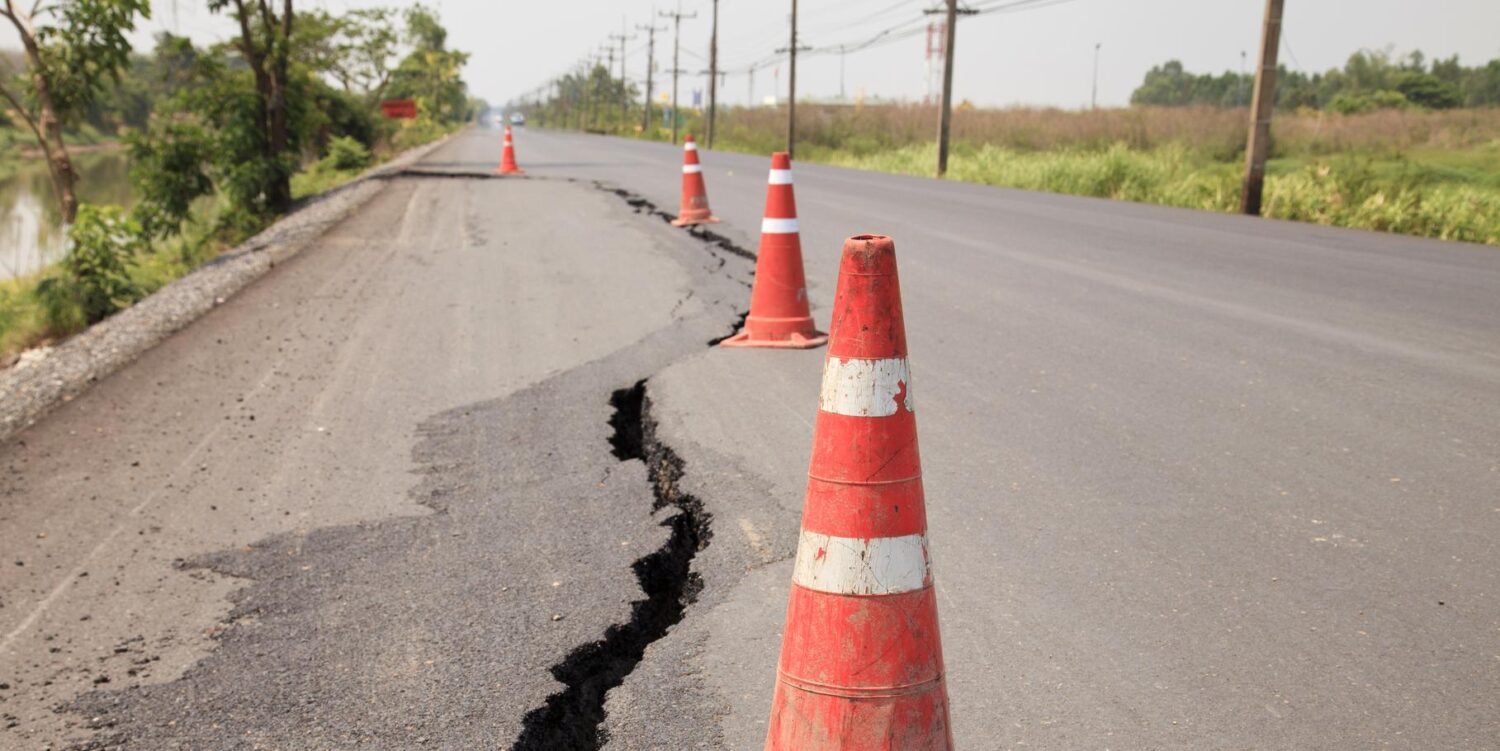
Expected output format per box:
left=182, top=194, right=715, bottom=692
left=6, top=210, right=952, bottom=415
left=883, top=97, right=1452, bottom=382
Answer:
left=495, top=167, right=525, bottom=174
left=719, top=329, right=827, bottom=349
left=671, top=215, right=720, bottom=227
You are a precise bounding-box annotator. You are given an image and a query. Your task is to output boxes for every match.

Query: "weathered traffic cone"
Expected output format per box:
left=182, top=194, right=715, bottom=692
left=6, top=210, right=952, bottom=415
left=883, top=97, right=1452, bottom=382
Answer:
left=720, top=153, right=827, bottom=349
left=496, top=125, right=524, bottom=174
left=764, top=234, right=954, bottom=750
left=670, top=135, right=719, bottom=226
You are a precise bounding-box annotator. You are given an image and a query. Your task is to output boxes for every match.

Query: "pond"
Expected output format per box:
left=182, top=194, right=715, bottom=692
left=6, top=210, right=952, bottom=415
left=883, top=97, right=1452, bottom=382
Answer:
left=0, top=149, right=133, bottom=282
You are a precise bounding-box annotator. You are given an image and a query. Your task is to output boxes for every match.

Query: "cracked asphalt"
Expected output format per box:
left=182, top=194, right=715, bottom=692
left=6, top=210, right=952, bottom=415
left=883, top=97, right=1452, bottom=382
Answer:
left=3, top=126, right=1500, bottom=749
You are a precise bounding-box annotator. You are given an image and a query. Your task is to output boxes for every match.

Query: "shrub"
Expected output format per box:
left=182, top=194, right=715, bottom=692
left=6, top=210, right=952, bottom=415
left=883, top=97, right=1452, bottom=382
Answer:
left=1329, top=90, right=1410, bottom=114
left=128, top=122, right=215, bottom=239
left=323, top=135, right=372, bottom=171
left=36, top=205, right=148, bottom=328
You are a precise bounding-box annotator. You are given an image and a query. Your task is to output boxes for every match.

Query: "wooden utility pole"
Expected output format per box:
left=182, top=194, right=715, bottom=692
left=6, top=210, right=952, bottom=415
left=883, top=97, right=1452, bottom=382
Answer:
left=638, top=19, right=667, bottom=134
left=1240, top=0, right=1284, bottom=216
left=707, top=0, right=720, bottom=147
left=660, top=5, right=697, bottom=144
left=610, top=21, right=636, bottom=132
left=929, top=1, right=974, bottom=177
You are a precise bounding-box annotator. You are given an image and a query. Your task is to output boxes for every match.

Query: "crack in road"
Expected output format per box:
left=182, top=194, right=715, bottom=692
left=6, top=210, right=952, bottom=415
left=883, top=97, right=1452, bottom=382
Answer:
left=512, top=381, right=713, bottom=751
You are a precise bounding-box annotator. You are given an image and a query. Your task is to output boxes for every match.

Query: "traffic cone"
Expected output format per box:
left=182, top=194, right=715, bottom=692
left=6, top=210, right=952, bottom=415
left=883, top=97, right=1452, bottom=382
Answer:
left=720, top=153, right=827, bottom=350
left=496, top=125, right=524, bottom=174
left=670, top=135, right=719, bottom=226
left=764, top=234, right=954, bottom=750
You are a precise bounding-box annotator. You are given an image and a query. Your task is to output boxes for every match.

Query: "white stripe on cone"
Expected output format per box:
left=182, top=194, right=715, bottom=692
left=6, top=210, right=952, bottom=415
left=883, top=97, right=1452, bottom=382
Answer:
left=792, top=531, right=930, bottom=595
left=818, top=357, right=913, bottom=416
left=761, top=217, right=799, bottom=234
left=684, top=142, right=698, bottom=151
left=682, top=164, right=703, bottom=174
left=768, top=169, right=794, bottom=185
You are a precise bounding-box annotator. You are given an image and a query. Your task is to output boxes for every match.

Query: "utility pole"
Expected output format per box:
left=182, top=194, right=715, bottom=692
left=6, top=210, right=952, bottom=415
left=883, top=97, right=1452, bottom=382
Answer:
left=1091, top=42, right=1101, bottom=110
left=778, top=0, right=812, bottom=158
left=837, top=45, right=848, bottom=102
left=707, top=0, right=720, bottom=147
left=638, top=18, right=667, bottom=135
left=660, top=5, right=697, bottom=144
left=1240, top=0, right=1284, bottom=216
left=1239, top=50, right=1249, bottom=106
left=604, top=46, right=615, bottom=130
left=928, top=1, right=975, bottom=177
left=610, top=21, right=636, bottom=133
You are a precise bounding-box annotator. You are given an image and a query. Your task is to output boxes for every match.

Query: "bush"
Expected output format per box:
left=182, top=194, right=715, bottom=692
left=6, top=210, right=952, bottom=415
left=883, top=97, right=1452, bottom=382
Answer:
left=1329, top=90, right=1410, bottom=114
left=391, top=114, right=449, bottom=150
left=36, top=205, right=148, bottom=328
left=128, top=122, right=215, bottom=239
left=323, top=135, right=372, bottom=171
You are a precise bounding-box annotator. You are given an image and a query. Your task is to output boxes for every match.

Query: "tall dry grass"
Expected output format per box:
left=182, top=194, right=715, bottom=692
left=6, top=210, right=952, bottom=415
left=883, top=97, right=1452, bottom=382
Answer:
left=711, top=104, right=1500, bottom=160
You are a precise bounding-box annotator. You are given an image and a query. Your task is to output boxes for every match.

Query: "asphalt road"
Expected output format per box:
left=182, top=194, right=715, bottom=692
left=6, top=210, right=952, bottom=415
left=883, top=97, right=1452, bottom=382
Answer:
left=3, top=126, right=1499, bottom=749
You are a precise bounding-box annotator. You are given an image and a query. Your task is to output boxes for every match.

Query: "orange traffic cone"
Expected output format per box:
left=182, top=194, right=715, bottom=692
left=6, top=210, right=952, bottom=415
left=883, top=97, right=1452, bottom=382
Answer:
left=720, top=153, right=827, bottom=349
left=764, top=234, right=954, bottom=750
left=670, top=135, right=719, bottom=226
left=496, top=125, right=524, bottom=174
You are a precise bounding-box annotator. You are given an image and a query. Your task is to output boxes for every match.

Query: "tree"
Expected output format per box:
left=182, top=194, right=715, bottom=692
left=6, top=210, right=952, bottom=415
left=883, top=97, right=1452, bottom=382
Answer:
left=294, top=8, right=401, bottom=102
left=1395, top=71, right=1462, bottom=110
left=0, top=0, right=151, bottom=223
left=206, top=0, right=297, bottom=214
left=384, top=4, right=470, bottom=123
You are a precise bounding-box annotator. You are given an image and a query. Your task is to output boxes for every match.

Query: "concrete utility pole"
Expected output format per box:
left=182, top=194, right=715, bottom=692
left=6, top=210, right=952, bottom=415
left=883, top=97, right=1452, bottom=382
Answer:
left=1240, top=0, right=1284, bottom=216
left=929, top=1, right=975, bottom=177
left=638, top=19, right=667, bottom=134
left=660, top=5, right=697, bottom=144
left=1091, top=42, right=1101, bottom=110
left=778, top=0, right=812, bottom=158
left=707, top=0, right=720, bottom=147
left=787, top=0, right=799, bottom=158
left=610, top=21, right=636, bottom=132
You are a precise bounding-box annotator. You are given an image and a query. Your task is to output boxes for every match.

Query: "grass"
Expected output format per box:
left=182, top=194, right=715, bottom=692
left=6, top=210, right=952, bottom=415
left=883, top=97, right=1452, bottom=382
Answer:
left=599, top=104, right=1500, bottom=246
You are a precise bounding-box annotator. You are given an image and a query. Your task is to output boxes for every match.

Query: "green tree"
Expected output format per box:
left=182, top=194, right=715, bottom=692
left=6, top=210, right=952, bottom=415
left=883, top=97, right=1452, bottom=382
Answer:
left=207, top=0, right=298, bottom=214
left=0, top=0, right=151, bottom=222
left=385, top=4, right=470, bottom=124
left=1395, top=72, right=1462, bottom=109
left=294, top=7, right=401, bottom=102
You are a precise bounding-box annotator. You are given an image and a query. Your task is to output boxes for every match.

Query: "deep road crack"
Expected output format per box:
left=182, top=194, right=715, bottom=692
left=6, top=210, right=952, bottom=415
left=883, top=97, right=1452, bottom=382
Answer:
left=510, top=380, right=713, bottom=751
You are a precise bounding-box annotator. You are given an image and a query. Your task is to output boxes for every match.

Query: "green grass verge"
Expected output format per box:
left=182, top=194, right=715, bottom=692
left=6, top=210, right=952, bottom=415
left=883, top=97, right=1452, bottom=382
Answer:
left=738, top=138, right=1500, bottom=246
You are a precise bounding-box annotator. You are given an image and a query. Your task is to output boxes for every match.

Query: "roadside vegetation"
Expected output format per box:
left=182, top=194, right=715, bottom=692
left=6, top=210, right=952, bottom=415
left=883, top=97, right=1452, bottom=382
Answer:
left=0, top=2, right=478, bottom=362
left=524, top=48, right=1500, bottom=247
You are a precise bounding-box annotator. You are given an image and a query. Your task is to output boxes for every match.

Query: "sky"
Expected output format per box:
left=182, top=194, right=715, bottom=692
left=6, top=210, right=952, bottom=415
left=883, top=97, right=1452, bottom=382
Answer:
left=6, top=0, right=1500, bottom=109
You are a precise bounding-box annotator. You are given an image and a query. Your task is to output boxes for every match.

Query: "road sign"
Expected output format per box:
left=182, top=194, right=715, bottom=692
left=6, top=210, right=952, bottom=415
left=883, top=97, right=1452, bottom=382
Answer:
left=379, top=99, right=418, bottom=119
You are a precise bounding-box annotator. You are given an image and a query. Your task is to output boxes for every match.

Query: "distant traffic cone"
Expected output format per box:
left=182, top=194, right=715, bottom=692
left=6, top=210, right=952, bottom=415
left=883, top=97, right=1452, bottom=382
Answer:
left=720, top=153, right=827, bottom=349
left=496, top=125, right=524, bottom=174
left=764, top=234, right=954, bottom=750
left=670, top=135, right=718, bottom=226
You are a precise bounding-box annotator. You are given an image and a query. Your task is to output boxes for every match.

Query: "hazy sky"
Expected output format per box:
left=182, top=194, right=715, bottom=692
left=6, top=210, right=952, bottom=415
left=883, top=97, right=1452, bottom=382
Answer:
left=7, top=1, right=1500, bottom=109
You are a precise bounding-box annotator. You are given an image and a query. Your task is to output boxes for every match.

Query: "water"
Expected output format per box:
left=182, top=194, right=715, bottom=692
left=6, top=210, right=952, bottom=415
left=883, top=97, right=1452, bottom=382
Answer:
left=0, top=150, right=133, bottom=281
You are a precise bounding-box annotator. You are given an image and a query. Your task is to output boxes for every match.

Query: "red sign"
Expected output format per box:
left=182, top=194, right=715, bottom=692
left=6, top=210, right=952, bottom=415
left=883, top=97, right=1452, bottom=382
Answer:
left=379, top=99, right=418, bottom=119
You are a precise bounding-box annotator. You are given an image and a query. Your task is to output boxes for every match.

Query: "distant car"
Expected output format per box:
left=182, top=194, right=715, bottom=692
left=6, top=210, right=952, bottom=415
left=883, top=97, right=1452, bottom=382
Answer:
left=510, top=113, right=526, bottom=126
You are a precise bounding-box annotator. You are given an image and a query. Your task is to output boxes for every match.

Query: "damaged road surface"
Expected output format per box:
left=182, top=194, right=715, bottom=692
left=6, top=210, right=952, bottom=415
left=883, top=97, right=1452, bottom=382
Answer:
left=0, top=129, right=747, bottom=748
